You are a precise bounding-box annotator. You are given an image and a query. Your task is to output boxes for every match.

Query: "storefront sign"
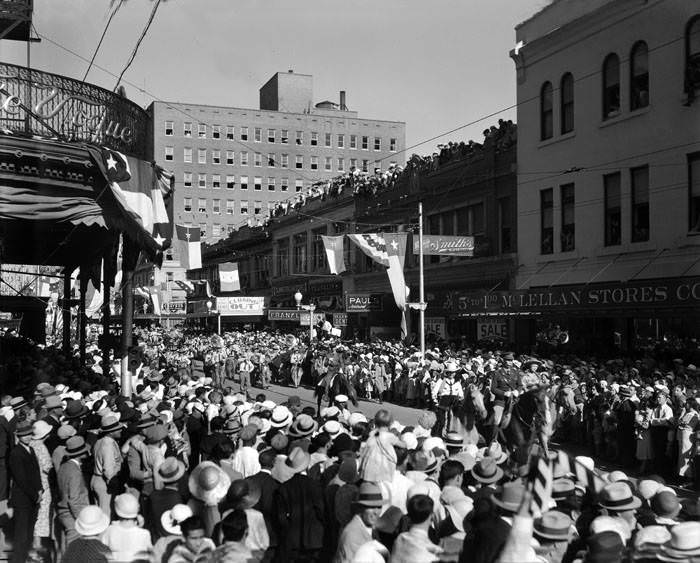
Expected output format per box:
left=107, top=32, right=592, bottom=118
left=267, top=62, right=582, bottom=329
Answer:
left=333, top=313, right=348, bottom=326
left=216, top=296, right=264, bottom=316
left=448, top=277, right=700, bottom=314
left=477, top=318, right=509, bottom=339
left=413, top=235, right=474, bottom=256
left=268, top=309, right=300, bottom=321
left=425, top=317, right=446, bottom=338
left=299, top=312, right=326, bottom=326
left=271, top=282, right=307, bottom=297
left=307, top=279, right=343, bottom=296
left=162, top=300, right=186, bottom=314
left=346, top=293, right=383, bottom=312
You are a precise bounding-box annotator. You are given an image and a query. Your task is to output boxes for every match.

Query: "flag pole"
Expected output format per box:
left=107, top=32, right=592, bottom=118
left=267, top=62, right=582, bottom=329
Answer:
left=418, top=201, right=426, bottom=361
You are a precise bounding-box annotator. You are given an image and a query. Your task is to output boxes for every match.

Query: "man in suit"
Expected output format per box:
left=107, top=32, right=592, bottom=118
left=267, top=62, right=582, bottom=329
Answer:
left=0, top=395, right=14, bottom=512
left=41, top=394, right=64, bottom=453
left=334, top=482, right=385, bottom=563
left=9, top=420, right=42, bottom=563
left=56, top=436, right=91, bottom=544
left=247, top=449, right=279, bottom=563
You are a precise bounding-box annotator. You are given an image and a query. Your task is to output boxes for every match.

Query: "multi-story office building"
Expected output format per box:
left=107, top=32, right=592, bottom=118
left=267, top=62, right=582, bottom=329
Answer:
left=148, top=71, right=405, bottom=245
left=509, top=0, right=700, bottom=351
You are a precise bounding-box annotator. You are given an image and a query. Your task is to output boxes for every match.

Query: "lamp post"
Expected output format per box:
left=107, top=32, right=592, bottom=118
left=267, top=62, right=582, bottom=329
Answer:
left=206, top=299, right=212, bottom=333
left=206, top=299, right=221, bottom=335
left=294, top=290, right=315, bottom=344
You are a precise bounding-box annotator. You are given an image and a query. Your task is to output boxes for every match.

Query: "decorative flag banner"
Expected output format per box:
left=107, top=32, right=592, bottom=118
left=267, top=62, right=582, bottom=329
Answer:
left=529, top=456, right=554, bottom=517
left=321, top=235, right=346, bottom=275
left=150, top=287, right=161, bottom=316
left=413, top=235, right=474, bottom=256
left=347, top=233, right=390, bottom=266
left=174, top=280, right=195, bottom=293
left=385, top=232, right=408, bottom=309
left=175, top=225, right=202, bottom=270
left=219, top=262, right=241, bottom=292
left=87, top=146, right=173, bottom=262
left=192, top=280, right=212, bottom=298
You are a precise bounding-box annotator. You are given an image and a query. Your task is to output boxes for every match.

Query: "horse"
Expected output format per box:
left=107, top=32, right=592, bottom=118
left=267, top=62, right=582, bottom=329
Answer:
left=443, top=383, right=488, bottom=447
left=549, top=384, right=578, bottom=442
left=313, top=370, right=358, bottom=414
left=500, top=386, right=555, bottom=466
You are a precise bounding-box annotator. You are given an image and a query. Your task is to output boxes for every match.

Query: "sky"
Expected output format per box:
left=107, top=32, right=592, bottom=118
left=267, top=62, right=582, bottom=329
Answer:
left=0, top=0, right=549, bottom=156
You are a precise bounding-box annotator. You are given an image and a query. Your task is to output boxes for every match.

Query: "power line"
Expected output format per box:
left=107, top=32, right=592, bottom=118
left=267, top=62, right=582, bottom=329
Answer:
left=113, top=0, right=162, bottom=92
left=82, top=1, right=124, bottom=82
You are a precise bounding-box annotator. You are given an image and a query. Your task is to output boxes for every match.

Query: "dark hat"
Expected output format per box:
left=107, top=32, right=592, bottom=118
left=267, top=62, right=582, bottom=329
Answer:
left=64, top=400, right=89, bottom=419
left=143, top=424, right=168, bottom=444
left=239, top=424, right=258, bottom=442
left=586, top=531, right=624, bottom=563
left=225, top=479, right=261, bottom=510
left=136, top=415, right=157, bottom=430
left=470, top=457, right=504, bottom=484
left=15, top=420, right=33, bottom=437
left=270, top=433, right=289, bottom=452
left=504, top=353, right=514, bottom=361
left=286, top=395, right=301, bottom=407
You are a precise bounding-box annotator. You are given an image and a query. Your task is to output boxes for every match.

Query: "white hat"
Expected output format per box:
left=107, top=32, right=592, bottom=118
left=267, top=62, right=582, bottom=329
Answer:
left=335, top=394, right=349, bottom=403
left=160, top=504, right=193, bottom=536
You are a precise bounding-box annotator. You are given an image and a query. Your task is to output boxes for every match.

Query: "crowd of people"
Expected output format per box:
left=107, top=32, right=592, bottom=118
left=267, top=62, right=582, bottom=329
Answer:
left=0, top=324, right=700, bottom=562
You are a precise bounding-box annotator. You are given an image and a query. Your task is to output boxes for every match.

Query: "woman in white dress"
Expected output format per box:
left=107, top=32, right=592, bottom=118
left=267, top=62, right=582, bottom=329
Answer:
left=677, top=397, right=699, bottom=485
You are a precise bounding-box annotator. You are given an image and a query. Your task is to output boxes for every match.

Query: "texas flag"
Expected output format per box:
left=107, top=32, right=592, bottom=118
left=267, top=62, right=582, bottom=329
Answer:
left=175, top=225, right=202, bottom=270
left=321, top=235, right=346, bottom=275
left=219, top=262, right=241, bottom=292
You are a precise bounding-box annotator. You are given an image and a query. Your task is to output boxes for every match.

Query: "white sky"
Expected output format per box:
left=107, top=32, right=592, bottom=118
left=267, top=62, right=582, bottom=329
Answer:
left=0, top=0, right=549, bottom=155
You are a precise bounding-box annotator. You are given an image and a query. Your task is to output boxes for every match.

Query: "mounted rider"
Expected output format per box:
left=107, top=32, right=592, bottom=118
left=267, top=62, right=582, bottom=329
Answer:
left=431, top=361, right=464, bottom=437
left=490, top=352, right=523, bottom=432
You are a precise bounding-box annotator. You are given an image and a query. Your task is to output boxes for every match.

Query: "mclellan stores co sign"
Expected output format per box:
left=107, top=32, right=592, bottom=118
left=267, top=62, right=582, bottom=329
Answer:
left=447, top=278, right=700, bottom=314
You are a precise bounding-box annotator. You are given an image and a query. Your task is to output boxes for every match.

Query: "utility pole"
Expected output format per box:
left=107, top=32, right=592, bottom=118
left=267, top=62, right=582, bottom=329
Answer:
left=418, top=201, right=426, bottom=360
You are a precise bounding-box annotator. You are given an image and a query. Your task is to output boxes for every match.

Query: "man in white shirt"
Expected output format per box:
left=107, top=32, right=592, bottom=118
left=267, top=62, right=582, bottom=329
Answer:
left=650, top=392, right=675, bottom=476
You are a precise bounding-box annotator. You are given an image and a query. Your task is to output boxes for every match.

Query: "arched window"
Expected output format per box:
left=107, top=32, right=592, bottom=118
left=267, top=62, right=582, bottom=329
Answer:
left=685, top=16, right=700, bottom=103
left=630, top=41, right=649, bottom=110
left=602, top=54, right=620, bottom=119
left=560, top=73, right=574, bottom=134
left=540, top=81, right=553, bottom=140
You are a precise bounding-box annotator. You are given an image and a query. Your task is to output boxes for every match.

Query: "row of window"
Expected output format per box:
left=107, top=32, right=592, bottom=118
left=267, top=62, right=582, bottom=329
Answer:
left=164, top=122, right=398, bottom=151
left=539, top=41, right=649, bottom=140
left=183, top=198, right=274, bottom=217
left=170, top=148, right=391, bottom=173
left=181, top=173, right=307, bottom=192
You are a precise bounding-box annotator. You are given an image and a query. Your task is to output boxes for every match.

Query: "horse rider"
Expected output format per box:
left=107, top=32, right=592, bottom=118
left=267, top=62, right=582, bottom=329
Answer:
left=490, top=352, right=522, bottom=442
left=432, top=361, right=464, bottom=437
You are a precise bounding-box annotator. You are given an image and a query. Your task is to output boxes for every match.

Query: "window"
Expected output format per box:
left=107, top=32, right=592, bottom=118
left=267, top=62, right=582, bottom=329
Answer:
left=268, top=153, right=276, bottom=167
left=226, top=175, right=235, bottom=189
left=253, top=127, right=261, bottom=142
left=240, top=200, right=248, bottom=214
left=212, top=199, right=221, bottom=214
left=198, top=124, right=206, bottom=138
left=281, top=178, right=289, bottom=191
left=198, top=148, right=206, bottom=164
left=198, top=174, right=206, bottom=188
left=240, top=175, right=248, bottom=190
left=212, top=224, right=221, bottom=237
left=226, top=200, right=234, bottom=215
left=337, top=157, right=344, bottom=172
left=561, top=73, right=574, bottom=134
left=183, top=197, right=192, bottom=212
left=689, top=152, right=700, bottom=232
left=296, top=155, right=303, bottom=169
left=630, top=42, right=649, bottom=110
left=184, top=122, right=192, bottom=137
left=296, top=131, right=303, bottom=145
left=212, top=174, right=221, bottom=189
left=241, top=127, right=248, bottom=141
left=540, top=188, right=554, bottom=254
left=311, top=132, right=318, bottom=146
left=325, top=133, right=332, bottom=147
left=310, top=156, right=318, bottom=170
left=350, top=158, right=357, bottom=170
left=362, top=159, right=369, bottom=172
left=325, top=157, right=332, bottom=171
left=254, top=176, right=262, bottom=191
left=164, top=146, right=173, bottom=161
left=362, top=136, right=368, bottom=150
left=254, top=152, right=262, bottom=167
left=226, top=125, right=234, bottom=140
left=277, top=240, right=289, bottom=277
left=295, top=179, right=303, bottom=192
left=350, top=135, right=357, bottom=149
left=374, top=137, right=381, bottom=151
left=183, top=148, right=192, bottom=163
left=164, top=121, right=173, bottom=136
left=198, top=198, right=207, bottom=213
left=226, top=150, right=234, bottom=165
left=337, top=134, right=344, bottom=148
left=390, top=138, right=397, bottom=152
left=631, top=165, right=650, bottom=242
left=686, top=17, right=700, bottom=102
left=268, top=177, right=275, bottom=191
left=540, top=81, right=553, bottom=140
left=603, top=54, right=621, bottom=119
left=374, top=161, right=381, bottom=173
left=281, top=154, right=289, bottom=168
left=268, top=128, right=276, bottom=143
left=312, top=229, right=327, bottom=271
left=212, top=125, right=221, bottom=139
left=281, top=129, right=289, bottom=144
left=200, top=224, right=207, bottom=239
left=498, top=197, right=513, bottom=253
left=560, top=184, right=575, bottom=252
left=240, top=151, right=248, bottom=166
left=183, top=172, right=192, bottom=188
left=604, top=172, right=622, bottom=246
left=254, top=201, right=262, bottom=215
left=212, top=150, right=221, bottom=165
left=293, top=233, right=307, bottom=273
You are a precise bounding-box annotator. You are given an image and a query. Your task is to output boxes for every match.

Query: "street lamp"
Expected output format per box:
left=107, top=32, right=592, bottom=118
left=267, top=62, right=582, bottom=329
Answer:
left=294, top=290, right=316, bottom=343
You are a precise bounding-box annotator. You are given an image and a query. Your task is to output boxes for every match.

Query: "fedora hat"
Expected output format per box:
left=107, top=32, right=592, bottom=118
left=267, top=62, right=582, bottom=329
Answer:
left=75, top=505, right=110, bottom=537
left=470, top=457, right=504, bottom=484
left=188, top=462, right=231, bottom=506
left=158, top=457, right=186, bottom=484
left=44, top=395, right=63, bottom=410
left=15, top=420, right=33, bottom=437
left=100, top=415, right=124, bottom=434
left=598, top=482, right=641, bottom=511
left=491, top=481, right=525, bottom=513
left=534, top=510, right=573, bottom=541
left=658, top=522, right=700, bottom=560
left=355, top=481, right=387, bottom=508
left=57, top=424, right=77, bottom=441
left=65, top=436, right=89, bottom=458
left=114, top=492, right=139, bottom=519
left=32, top=420, right=52, bottom=441
left=225, top=479, right=261, bottom=510
left=160, top=504, right=193, bottom=536
left=286, top=446, right=310, bottom=473
left=288, top=414, right=317, bottom=438
left=409, top=450, right=438, bottom=473
left=586, top=530, right=625, bottom=563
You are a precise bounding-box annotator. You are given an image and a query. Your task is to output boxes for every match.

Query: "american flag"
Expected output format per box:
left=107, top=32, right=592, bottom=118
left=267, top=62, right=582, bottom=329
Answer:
left=347, top=233, right=390, bottom=266
left=529, top=456, right=554, bottom=517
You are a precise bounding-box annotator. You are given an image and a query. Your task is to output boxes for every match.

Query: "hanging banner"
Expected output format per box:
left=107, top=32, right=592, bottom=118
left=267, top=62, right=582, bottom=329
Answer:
left=477, top=318, right=509, bottom=339
left=413, top=235, right=474, bottom=256
left=346, top=293, right=383, bottom=312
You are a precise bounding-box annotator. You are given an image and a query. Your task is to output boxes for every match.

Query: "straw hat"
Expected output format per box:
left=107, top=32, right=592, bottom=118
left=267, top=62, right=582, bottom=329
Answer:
left=534, top=511, right=574, bottom=541
left=479, top=442, right=508, bottom=464
left=158, top=457, right=186, bottom=484
left=188, top=462, right=231, bottom=505
left=160, top=504, right=193, bottom=536
left=470, top=457, right=504, bottom=484
left=288, top=414, right=317, bottom=438
left=75, top=506, right=110, bottom=537
left=270, top=406, right=293, bottom=428
left=491, top=481, right=525, bottom=513
left=65, top=436, right=89, bottom=459
left=633, top=525, right=671, bottom=559
left=354, top=482, right=387, bottom=509
left=658, top=522, right=700, bottom=560
left=114, top=493, right=139, bottom=519
left=598, top=482, right=641, bottom=511
left=444, top=432, right=464, bottom=449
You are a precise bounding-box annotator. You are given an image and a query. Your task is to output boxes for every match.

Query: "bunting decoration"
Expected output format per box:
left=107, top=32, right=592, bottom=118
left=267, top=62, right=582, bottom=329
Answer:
left=219, top=262, right=241, bottom=292
left=321, top=235, right=346, bottom=275
left=529, top=456, right=554, bottom=517
left=347, top=233, right=390, bottom=266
